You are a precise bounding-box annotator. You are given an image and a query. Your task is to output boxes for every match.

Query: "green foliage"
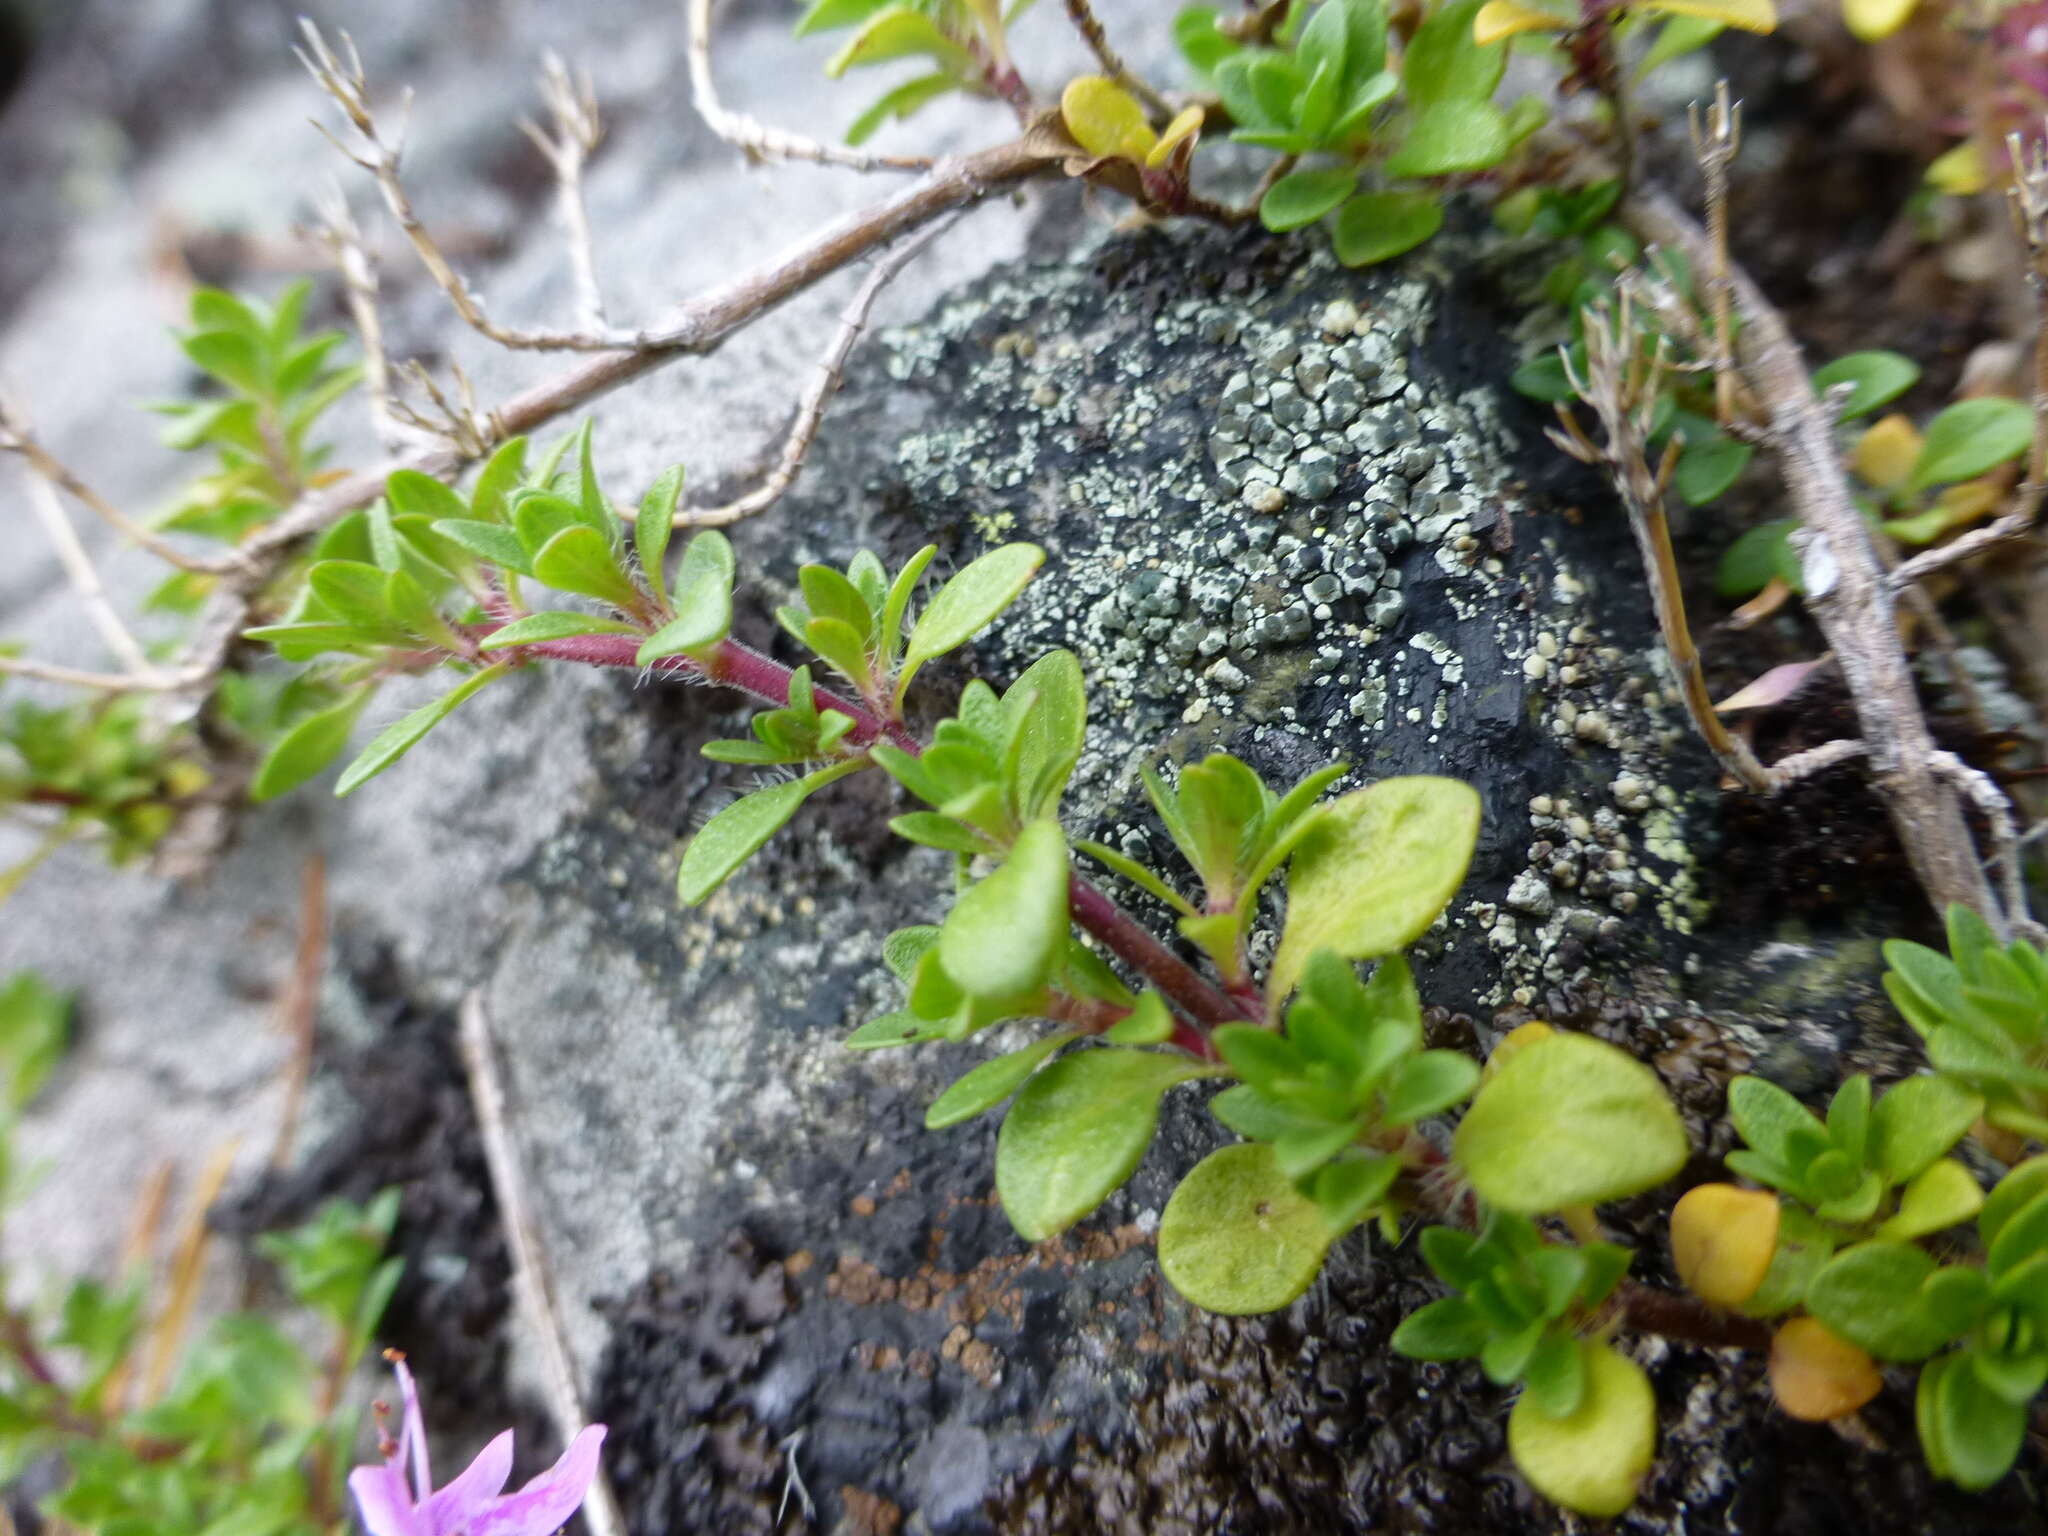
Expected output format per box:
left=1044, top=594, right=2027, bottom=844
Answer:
left=1905, top=398, right=2033, bottom=495
left=1453, top=1032, right=1688, bottom=1212
left=150, top=282, right=359, bottom=553
left=1812, top=350, right=1919, bottom=419
left=794, top=0, right=1019, bottom=143
left=1157, top=1141, right=1339, bottom=1313
left=1393, top=1212, right=1631, bottom=1418
left=1, top=1172, right=401, bottom=1534
left=1723, top=1072, right=1982, bottom=1234
left=1205, top=0, right=1520, bottom=266
left=0, top=970, right=72, bottom=1108
left=1210, top=950, right=1475, bottom=1225
left=1267, top=774, right=1480, bottom=1003
left=1884, top=905, right=2048, bottom=1141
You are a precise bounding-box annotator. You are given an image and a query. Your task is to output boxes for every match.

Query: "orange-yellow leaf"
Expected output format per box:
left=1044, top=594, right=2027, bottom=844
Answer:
left=1061, top=75, right=1156, bottom=163
left=1843, top=0, right=1917, bottom=40
left=1770, top=1317, right=1882, bottom=1421
left=1146, top=105, right=1205, bottom=168
left=1670, top=1183, right=1780, bottom=1308
left=1473, top=0, right=1571, bottom=43
left=1851, top=412, right=1923, bottom=492
left=1636, top=0, right=1778, bottom=32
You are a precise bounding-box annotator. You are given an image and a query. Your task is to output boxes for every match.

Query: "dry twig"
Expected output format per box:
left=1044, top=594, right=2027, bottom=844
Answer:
left=521, top=52, right=610, bottom=331
left=138, top=1140, right=241, bottom=1407
left=1623, top=188, right=2000, bottom=924
left=676, top=214, right=961, bottom=528
left=1062, top=0, right=1172, bottom=119
left=312, top=184, right=410, bottom=454
left=458, top=992, right=627, bottom=1536
left=687, top=0, right=935, bottom=173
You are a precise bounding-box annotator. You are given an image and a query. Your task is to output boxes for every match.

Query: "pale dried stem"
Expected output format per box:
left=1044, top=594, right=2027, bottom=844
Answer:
left=458, top=993, right=627, bottom=1536
left=1062, top=0, right=1172, bottom=119
left=1624, top=183, right=2000, bottom=925
left=138, top=1140, right=240, bottom=1407
left=313, top=184, right=409, bottom=454
left=1554, top=295, right=1773, bottom=792
left=98, top=1161, right=173, bottom=1416
left=388, top=359, right=500, bottom=458
left=686, top=0, right=934, bottom=172
left=1688, top=81, right=1741, bottom=427
left=677, top=214, right=958, bottom=528
left=2, top=404, right=245, bottom=577
left=1930, top=750, right=2046, bottom=942
left=0, top=655, right=171, bottom=692
left=521, top=52, right=609, bottom=331
left=17, top=463, right=163, bottom=682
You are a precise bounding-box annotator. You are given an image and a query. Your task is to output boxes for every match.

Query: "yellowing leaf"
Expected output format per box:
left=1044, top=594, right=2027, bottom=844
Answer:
left=1472, top=0, right=1570, bottom=43
left=1483, top=1021, right=1553, bottom=1081
left=1851, top=412, right=1923, bottom=491
left=1636, top=0, right=1777, bottom=30
left=1843, top=0, right=1917, bottom=41
left=1061, top=75, right=1156, bottom=163
left=1925, top=139, right=1987, bottom=196
left=1508, top=1343, right=1657, bottom=1517
left=1769, top=1317, right=1882, bottom=1422
left=1146, top=105, right=1206, bottom=167
left=1670, top=1183, right=1780, bottom=1307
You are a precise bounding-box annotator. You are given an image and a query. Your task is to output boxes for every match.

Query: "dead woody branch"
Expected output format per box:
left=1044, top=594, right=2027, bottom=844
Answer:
left=1619, top=93, right=2021, bottom=930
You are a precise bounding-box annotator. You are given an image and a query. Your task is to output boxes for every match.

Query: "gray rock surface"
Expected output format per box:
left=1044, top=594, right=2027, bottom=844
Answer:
left=1, top=4, right=2032, bottom=1535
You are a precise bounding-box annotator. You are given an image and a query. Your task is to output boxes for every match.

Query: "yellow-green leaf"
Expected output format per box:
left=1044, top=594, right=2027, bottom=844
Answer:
left=1843, top=0, right=1916, bottom=41
left=1061, top=74, right=1156, bottom=162
left=1507, top=1342, right=1657, bottom=1517
left=1634, top=0, right=1777, bottom=31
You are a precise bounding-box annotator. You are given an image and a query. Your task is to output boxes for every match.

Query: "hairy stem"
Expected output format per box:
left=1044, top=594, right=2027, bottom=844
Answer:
left=507, top=625, right=1248, bottom=1036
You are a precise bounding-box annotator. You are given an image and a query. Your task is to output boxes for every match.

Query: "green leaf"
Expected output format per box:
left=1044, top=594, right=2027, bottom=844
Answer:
left=1391, top=1294, right=1490, bottom=1359
left=1805, top=1242, right=1954, bottom=1360
left=307, top=561, right=401, bottom=634
left=1157, top=1142, right=1338, bottom=1313
left=384, top=469, right=469, bottom=523
left=431, top=518, right=532, bottom=573
left=1980, top=1156, right=2048, bottom=1253
left=1260, top=165, right=1359, bottom=231
left=1269, top=776, right=1480, bottom=1004
left=241, top=621, right=388, bottom=658
left=1715, top=519, right=1801, bottom=598
left=250, top=690, right=373, bottom=802
left=470, top=437, right=529, bottom=524
left=0, top=970, right=71, bottom=1109
left=1673, top=430, right=1753, bottom=504
left=1330, top=189, right=1445, bottom=266
left=531, top=525, right=642, bottom=611
left=846, top=71, right=959, bottom=144
left=1076, top=840, right=1196, bottom=915
left=890, top=812, right=989, bottom=851
left=1454, top=1033, right=1688, bottom=1212
left=1875, top=1159, right=1985, bottom=1242
left=1511, top=351, right=1576, bottom=402
left=512, top=490, right=587, bottom=557
left=638, top=529, right=736, bottom=663
left=826, top=6, right=978, bottom=77
left=677, top=763, right=859, bottom=905
left=797, top=0, right=895, bottom=36
left=1638, top=14, right=1722, bottom=77
left=181, top=329, right=266, bottom=394
left=1106, top=990, right=1177, bottom=1045
left=879, top=544, right=937, bottom=671
left=335, top=665, right=509, bottom=797
left=1906, top=397, right=2034, bottom=493
left=1174, top=5, right=1242, bottom=74
left=1813, top=350, right=1920, bottom=420
left=805, top=615, right=875, bottom=691
left=1379, top=1049, right=1480, bottom=1125
left=940, top=819, right=1069, bottom=1000
left=1402, top=0, right=1506, bottom=107
left=635, top=466, right=684, bottom=608
left=846, top=1010, right=952, bottom=1050
left=478, top=611, right=641, bottom=649
left=996, top=1047, right=1209, bottom=1240
left=1870, top=1074, right=1984, bottom=1185
left=1507, top=1343, right=1656, bottom=1518
left=1932, top=1345, right=2029, bottom=1490
left=1311, top=1149, right=1403, bottom=1229
left=927, top=1031, right=1079, bottom=1129
left=1385, top=99, right=1510, bottom=176
left=899, top=543, right=1044, bottom=698
left=1728, top=1075, right=1828, bottom=1170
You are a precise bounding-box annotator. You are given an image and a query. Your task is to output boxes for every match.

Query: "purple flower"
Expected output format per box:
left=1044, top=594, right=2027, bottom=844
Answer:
left=350, top=1355, right=606, bottom=1536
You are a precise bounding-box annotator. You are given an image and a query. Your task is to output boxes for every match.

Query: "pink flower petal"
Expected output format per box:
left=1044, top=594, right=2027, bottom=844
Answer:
left=468, top=1425, right=608, bottom=1536
left=393, top=1358, right=434, bottom=1499
left=350, top=1463, right=431, bottom=1536
left=424, top=1431, right=516, bottom=1536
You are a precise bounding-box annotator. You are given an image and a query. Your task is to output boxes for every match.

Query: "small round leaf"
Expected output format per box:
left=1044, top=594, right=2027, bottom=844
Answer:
left=1158, top=1142, right=1336, bottom=1314
left=1507, top=1341, right=1657, bottom=1518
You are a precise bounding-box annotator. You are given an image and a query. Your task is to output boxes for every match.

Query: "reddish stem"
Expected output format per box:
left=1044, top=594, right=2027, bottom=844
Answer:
left=496, top=622, right=1249, bottom=1042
